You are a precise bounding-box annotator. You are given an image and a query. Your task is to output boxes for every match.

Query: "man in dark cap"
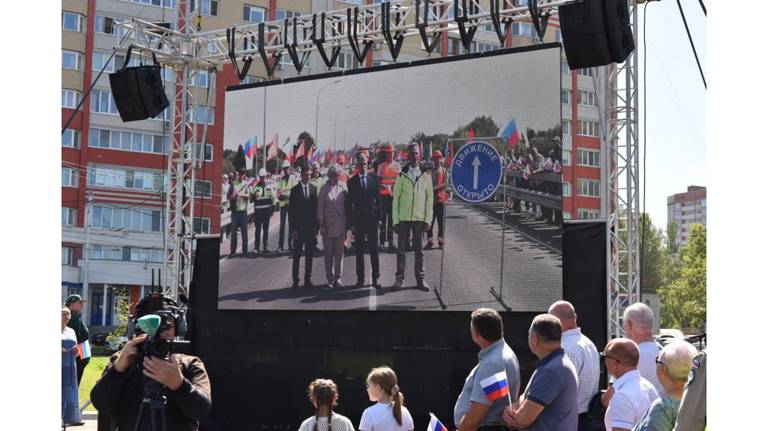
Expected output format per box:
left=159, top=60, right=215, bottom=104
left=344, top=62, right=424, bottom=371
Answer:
left=65, top=294, right=90, bottom=385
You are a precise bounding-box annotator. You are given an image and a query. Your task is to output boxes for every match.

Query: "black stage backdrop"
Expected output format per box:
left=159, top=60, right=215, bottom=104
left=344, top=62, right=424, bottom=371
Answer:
left=188, top=221, right=606, bottom=430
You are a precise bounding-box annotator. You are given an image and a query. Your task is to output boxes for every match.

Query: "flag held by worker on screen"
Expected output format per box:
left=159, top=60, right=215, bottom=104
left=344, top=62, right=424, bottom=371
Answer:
left=480, top=371, right=509, bottom=402
left=244, top=136, right=258, bottom=158
left=498, top=118, right=520, bottom=151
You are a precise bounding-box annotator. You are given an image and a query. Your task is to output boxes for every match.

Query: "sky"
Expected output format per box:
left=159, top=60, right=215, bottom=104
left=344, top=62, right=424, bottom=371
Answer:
left=639, top=1, right=706, bottom=228
left=224, top=47, right=561, bottom=156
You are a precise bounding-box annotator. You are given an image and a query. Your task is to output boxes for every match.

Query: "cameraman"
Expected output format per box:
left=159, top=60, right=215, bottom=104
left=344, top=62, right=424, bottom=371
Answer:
left=90, top=314, right=211, bottom=430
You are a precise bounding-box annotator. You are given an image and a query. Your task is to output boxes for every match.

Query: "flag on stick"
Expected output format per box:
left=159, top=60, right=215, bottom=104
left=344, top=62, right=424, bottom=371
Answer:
left=427, top=413, right=449, bottom=431
left=480, top=371, right=510, bottom=403
left=267, top=134, right=279, bottom=160
left=498, top=118, right=520, bottom=151
left=244, top=136, right=258, bottom=158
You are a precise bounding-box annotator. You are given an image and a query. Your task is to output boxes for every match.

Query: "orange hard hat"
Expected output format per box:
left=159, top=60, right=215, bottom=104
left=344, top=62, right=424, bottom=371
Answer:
left=384, top=143, right=395, bottom=153
left=432, top=150, right=443, bottom=159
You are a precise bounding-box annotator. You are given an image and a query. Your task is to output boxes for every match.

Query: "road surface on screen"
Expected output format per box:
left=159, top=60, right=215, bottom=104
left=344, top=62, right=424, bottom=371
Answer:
left=219, top=45, right=563, bottom=311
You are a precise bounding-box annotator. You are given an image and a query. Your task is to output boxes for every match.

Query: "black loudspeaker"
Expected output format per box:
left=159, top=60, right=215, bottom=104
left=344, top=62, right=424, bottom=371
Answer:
left=108, top=51, right=169, bottom=122
left=559, top=0, right=635, bottom=70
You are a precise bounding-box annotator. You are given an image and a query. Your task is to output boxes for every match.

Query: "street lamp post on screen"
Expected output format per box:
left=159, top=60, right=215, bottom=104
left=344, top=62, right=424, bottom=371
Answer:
left=333, top=104, right=351, bottom=152
left=314, top=79, right=341, bottom=152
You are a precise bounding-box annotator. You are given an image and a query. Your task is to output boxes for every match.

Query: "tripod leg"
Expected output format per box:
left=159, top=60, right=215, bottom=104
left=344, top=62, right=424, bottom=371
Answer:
left=150, top=406, right=158, bottom=431
left=133, top=401, right=146, bottom=431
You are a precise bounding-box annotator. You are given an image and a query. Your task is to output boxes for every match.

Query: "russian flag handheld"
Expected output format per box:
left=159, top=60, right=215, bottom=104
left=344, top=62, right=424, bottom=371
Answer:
left=498, top=118, right=520, bottom=151
left=480, top=371, right=510, bottom=403
left=244, top=136, right=258, bottom=158
left=427, top=413, right=449, bottom=431
left=78, top=340, right=92, bottom=360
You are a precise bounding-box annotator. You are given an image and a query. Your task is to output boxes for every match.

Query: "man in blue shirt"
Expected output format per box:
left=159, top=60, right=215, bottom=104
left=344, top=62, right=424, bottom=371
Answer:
left=454, top=308, right=520, bottom=431
left=503, top=314, right=579, bottom=430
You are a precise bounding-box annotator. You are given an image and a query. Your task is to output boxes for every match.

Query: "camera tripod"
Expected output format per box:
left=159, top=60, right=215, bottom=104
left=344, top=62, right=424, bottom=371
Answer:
left=133, top=378, right=167, bottom=431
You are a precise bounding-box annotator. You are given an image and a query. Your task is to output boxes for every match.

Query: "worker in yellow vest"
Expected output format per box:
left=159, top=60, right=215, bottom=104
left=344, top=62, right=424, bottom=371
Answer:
left=377, top=143, right=400, bottom=251
left=426, top=150, right=447, bottom=249
left=277, top=160, right=296, bottom=251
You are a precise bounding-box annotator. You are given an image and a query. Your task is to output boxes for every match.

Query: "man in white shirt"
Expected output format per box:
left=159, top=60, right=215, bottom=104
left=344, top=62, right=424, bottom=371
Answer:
left=602, top=338, right=659, bottom=431
left=622, top=303, right=663, bottom=394
left=548, top=301, right=600, bottom=429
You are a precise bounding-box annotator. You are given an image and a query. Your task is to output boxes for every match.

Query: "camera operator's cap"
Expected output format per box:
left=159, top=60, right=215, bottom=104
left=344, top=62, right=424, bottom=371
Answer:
left=65, top=294, right=86, bottom=306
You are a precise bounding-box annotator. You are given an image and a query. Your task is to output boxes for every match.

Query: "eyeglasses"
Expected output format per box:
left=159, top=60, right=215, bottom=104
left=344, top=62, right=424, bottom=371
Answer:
left=655, top=356, right=666, bottom=367
left=600, top=351, right=621, bottom=364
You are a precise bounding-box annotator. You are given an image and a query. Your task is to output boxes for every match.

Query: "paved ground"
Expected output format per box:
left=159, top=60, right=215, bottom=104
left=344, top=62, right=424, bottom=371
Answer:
left=218, top=201, right=562, bottom=311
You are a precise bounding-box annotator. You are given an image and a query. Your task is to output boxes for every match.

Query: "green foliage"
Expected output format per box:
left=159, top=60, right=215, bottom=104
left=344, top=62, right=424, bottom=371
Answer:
left=658, top=224, right=707, bottom=332
left=105, top=293, right=130, bottom=347
left=640, top=213, right=666, bottom=294
left=222, top=149, right=237, bottom=174
left=666, top=220, right=680, bottom=255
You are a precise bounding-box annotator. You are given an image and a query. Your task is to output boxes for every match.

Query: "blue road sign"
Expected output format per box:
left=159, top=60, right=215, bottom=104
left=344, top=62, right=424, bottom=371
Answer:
left=450, top=140, right=503, bottom=203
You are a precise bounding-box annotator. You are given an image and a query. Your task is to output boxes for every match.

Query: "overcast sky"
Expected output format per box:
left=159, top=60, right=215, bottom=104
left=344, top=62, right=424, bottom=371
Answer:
left=224, top=47, right=561, bottom=154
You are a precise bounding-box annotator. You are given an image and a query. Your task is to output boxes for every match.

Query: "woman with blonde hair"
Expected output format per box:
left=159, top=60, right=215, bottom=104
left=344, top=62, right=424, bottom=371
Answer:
left=299, top=379, right=355, bottom=431
left=359, top=366, right=414, bottom=431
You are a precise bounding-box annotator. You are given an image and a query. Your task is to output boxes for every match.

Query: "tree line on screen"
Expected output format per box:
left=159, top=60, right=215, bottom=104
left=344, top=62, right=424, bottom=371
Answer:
left=221, top=116, right=563, bottom=175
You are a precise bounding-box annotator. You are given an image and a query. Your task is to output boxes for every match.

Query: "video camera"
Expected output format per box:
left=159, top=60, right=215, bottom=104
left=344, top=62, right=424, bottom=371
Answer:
left=127, top=293, right=192, bottom=360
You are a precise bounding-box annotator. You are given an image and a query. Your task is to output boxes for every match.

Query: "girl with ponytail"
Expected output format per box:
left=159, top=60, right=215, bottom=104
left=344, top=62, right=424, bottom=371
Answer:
left=299, top=379, right=355, bottom=431
left=359, top=366, right=414, bottom=431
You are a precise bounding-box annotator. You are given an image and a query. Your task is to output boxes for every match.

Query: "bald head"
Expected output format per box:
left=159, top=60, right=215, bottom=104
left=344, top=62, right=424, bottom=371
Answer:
left=605, top=338, right=640, bottom=368
left=623, top=303, right=655, bottom=343
left=548, top=301, right=577, bottom=331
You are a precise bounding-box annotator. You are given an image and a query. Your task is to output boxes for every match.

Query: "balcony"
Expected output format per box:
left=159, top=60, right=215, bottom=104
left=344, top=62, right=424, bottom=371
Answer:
left=78, top=259, right=159, bottom=285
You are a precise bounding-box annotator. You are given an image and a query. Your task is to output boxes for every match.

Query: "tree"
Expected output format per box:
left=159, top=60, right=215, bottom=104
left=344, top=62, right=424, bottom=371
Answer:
left=658, top=224, right=706, bottom=332
left=222, top=149, right=236, bottom=174
left=640, top=213, right=665, bottom=294
left=234, top=145, right=246, bottom=172
left=106, top=290, right=131, bottom=350
left=450, top=116, right=499, bottom=139
left=666, top=220, right=680, bottom=255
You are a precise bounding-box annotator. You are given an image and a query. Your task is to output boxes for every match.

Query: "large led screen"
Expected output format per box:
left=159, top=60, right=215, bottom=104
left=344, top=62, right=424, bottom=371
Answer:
left=219, top=44, right=563, bottom=311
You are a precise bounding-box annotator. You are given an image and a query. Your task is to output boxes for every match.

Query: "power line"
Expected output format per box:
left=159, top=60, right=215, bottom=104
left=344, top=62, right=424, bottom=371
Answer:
left=698, top=0, right=707, bottom=16
left=675, top=0, right=706, bottom=89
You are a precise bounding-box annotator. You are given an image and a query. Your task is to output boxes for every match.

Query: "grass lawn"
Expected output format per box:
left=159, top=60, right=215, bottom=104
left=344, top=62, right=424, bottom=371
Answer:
left=79, top=356, right=111, bottom=411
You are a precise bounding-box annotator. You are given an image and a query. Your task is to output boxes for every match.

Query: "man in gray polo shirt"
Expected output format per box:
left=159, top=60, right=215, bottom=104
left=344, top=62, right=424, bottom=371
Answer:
left=502, top=314, right=578, bottom=431
left=454, top=308, right=520, bottom=431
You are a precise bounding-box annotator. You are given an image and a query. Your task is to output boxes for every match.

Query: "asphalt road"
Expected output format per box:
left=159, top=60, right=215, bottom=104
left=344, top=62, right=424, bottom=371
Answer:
left=217, top=201, right=562, bottom=311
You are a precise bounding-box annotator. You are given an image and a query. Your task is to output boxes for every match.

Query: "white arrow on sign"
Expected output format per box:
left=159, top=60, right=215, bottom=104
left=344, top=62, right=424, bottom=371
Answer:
left=472, top=156, right=481, bottom=189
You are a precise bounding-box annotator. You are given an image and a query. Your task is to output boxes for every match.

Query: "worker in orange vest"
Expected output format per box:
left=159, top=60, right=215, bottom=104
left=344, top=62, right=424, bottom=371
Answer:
left=426, top=150, right=447, bottom=249
left=377, top=143, right=401, bottom=251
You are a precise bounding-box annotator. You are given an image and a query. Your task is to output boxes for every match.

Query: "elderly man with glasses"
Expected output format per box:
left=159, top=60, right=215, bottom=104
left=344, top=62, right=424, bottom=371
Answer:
left=601, top=338, right=660, bottom=431
left=633, top=340, right=698, bottom=431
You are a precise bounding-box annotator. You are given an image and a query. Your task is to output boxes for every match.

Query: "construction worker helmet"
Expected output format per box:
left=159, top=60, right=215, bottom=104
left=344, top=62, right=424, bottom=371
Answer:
left=432, top=150, right=443, bottom=159
left=281, top=160, right=291, bottom=169
left=384, top=143, right=395, bottom=153
left=258, top=168, right=268, bottom=177
left=311, top=162, right=320, bottom=170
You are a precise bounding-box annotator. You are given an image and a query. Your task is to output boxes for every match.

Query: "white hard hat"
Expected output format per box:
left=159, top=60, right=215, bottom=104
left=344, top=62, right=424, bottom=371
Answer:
left=282, top=160, right=291, bottom=169
left=311, top=162, right=320, bottom=170
left=258, top=168, right=268, bottom=177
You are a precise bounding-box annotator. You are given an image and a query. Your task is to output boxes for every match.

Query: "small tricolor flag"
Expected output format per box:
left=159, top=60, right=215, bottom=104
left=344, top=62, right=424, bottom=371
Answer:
left=267, top=134, right=279, bottom=160
left=243, top=136, right=258, bottom=158
left=78, top=340, right=92, bottom=360
left=498, top=118, right=520, bottom=151
left=480, top=371, right=510, bottom=403
left=427, top=413, right=449, bottom=431
left=468, top=128, right=476, bottom=139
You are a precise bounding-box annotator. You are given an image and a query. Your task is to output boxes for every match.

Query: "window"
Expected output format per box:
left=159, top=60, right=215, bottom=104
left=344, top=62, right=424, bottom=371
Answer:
left=90, top=244, right=123, bottom=261
left=562, top=149, right=572, bottom=166
left=88, top=165, right=164, bottom=192
left=477, top=42, right=499, bottom=53
left=92, top=52, right=115, bottom=72
left=91, top=205, right=163, bottom=232
left=578, top=179, right=600, bottom=197
left=563, top=212, right=573, bottom=220
left=89, top=128, right=169, bottom=155
left=62, top=89, right=81, bottom=109
left=578, top=90, right=596, bottom=107
left=62, top=50, right=84, bottom=71
left=578, top=209, right=601, bottom=220
left=578, top=120, right=599, bottom=137
left=193, top=0, right=219, bottom=16
left=62, top=129, right=80, bottom=148
left=91, top=89, right=119, bottom=114
left=447, top=38, right=476, bottom=55
left=563, top=181, right=571, bottom=197
left=554, top=29, right=561, bottom=43
left=333, top=51, right=358, bottom=70
left=62, top=207, right=77, bottom=226
left=577, top=68, right=597, bottom=78
left=62, top=12, right=85, bottom=32
left=94, top=15, right=119, bottom=34
left=562, top=119, right=572, bottom=135
left=188, top=70, right=214, bottom=88
left=62, top=167, right=79, bottom=187
left=62, top=247, right=74, bottom=265
left=193, top=217, right=211, bottom=234
left=126, top=0, right=176, bottom=8
left=577, top=149, right=600, bottom=167
left=241, top=75, right=264, bottom=85
left=512, top=22, right=537, bottom=39
left=276, top=9, right=300, bottom=22
left=187, top=106, right=214, bottom=125
left=561, top=89, right=571, bottom=104
left=127, top=247, right=164, bottom=263
left=561, top=61, right=570, bottom=76
left=185, top=143, right=213, bottom=161
left=193, top=180, right=213, bottom=198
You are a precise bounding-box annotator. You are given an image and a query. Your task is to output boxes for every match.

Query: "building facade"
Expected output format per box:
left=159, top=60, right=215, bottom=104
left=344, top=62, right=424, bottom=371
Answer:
left=62, top=0, right=606, bottom=328
left=667, top=185, right=707, bottom=246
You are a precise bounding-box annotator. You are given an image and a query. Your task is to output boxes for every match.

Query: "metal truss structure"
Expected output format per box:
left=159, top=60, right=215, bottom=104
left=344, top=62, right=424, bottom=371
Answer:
left=117, top=0, right=642, bottom=339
